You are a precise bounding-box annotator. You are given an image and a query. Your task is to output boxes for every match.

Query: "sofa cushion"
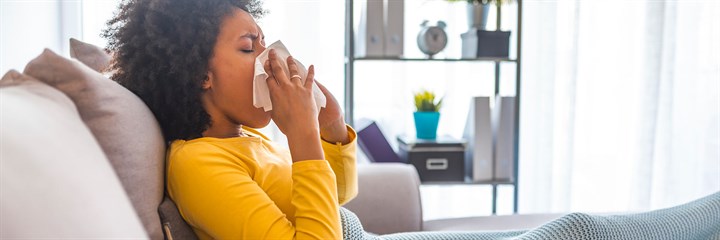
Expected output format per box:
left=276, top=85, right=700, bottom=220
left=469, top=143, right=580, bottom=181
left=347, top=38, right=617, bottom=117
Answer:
left=69, top=38, right=112, bottom=72
left=23, top=49, right=166, bottom=240
left=343, top=163, right=423, bottom=234
left=158, top=196, right=199, bottom=240
left=0, top=70, right=147, bottom=239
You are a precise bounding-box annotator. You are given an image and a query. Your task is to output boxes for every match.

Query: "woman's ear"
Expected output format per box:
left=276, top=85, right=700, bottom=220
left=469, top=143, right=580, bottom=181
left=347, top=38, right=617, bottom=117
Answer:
left=202, top=72, right=213, bottom=90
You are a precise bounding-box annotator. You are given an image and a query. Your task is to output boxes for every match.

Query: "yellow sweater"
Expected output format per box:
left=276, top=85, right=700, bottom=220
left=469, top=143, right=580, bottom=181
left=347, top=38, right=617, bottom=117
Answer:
left=166, top=126, right=358, bottom=240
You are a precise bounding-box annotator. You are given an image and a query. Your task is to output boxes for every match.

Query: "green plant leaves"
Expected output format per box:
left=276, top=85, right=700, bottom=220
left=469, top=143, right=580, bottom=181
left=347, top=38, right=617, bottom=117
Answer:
left=414, top=90, right=443, bottom=112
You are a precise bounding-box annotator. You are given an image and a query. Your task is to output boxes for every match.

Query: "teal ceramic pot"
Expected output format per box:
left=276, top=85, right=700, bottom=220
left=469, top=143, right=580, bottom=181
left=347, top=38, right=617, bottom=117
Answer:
left=414, top=112, right=440, bottom=139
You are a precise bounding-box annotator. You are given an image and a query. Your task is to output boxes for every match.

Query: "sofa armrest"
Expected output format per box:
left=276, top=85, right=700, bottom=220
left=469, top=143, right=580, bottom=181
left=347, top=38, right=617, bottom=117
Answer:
left=342, top=163, right=422, bottom=234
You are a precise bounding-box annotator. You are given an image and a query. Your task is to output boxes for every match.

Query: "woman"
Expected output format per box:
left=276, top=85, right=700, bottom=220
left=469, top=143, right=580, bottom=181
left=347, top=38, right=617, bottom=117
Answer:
left=104, top=0, right=357, bottom=239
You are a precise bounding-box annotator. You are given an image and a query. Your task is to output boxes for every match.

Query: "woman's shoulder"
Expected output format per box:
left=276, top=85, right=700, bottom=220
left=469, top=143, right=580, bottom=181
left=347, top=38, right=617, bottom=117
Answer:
left=169, top=139, right=269, bottom=182
left=174, top=134, right=262, bottom=151
left=168, top=138, right=259, bottom=166
left=169, top=139, right=211, bottom=157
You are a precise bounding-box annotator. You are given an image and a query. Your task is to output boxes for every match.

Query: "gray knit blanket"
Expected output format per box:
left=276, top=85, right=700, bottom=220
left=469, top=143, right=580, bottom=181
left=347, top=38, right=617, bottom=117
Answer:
left=341, top=192, right=720, bottom=240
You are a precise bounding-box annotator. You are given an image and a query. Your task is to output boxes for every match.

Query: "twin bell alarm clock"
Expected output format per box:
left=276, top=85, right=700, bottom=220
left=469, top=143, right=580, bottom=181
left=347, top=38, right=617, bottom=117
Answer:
left=417, top=20, right=448, bottom=58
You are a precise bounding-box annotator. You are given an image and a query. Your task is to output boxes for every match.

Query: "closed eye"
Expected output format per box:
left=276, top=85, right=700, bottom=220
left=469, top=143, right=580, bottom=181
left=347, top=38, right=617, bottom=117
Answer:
left=241, top=49, right=254, bottom=53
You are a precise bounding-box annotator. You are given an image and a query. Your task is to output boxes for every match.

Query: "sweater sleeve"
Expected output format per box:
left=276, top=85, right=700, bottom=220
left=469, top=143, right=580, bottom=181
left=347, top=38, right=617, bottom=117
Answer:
left=321, top=125, right=359, bottom=205
left=167, top=144, right=341, bottom=240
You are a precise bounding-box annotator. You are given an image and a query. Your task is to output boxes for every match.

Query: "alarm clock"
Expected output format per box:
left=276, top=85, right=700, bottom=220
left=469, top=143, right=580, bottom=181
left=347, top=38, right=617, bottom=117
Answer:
left=417, top=20, right=448, bottom=58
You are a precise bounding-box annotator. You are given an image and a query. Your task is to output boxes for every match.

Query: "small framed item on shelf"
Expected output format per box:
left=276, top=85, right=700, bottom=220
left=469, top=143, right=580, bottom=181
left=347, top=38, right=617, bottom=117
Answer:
left=398, top=135, right=466, bottom=182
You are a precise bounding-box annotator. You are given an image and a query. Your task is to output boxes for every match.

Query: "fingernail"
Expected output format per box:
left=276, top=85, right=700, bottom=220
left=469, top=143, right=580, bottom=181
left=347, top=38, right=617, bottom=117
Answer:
left=310, top=65, right=314, bottom=71
left=269, top=49, right=275, bottom=57
left=288, top=55, right=293, bottom=61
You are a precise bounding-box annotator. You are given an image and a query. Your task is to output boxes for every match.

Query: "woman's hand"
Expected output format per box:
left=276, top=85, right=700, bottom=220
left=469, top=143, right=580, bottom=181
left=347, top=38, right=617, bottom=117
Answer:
left=315, top=81, right=350, bottom=144
left=264, top=49, right=323, bottom=162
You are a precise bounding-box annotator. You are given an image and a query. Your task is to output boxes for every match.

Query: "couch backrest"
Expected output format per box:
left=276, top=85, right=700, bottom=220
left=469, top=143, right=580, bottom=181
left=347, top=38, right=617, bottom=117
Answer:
left=343, top=163, right=423, bottom=234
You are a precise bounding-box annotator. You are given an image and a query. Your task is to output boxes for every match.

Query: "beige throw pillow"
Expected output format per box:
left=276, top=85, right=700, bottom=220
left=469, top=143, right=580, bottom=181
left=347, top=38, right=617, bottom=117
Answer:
left=66, top=40, right=199, bottom=239
left=0, top=70, right=148, bottom=239
left=23, top=49, right=166, bottom=240
left=69, top=38, right=112, bottom=72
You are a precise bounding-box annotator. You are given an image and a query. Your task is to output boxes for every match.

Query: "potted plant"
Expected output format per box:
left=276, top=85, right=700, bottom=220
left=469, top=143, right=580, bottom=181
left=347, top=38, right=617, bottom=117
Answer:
left=447, top=0, right=514, bottom=31
left=413, top=90, right=443, bottom=139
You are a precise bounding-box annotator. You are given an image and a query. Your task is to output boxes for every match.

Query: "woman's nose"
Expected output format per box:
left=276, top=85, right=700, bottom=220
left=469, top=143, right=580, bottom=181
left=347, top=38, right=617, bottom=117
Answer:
left=256, top=44, right=267, bottom=56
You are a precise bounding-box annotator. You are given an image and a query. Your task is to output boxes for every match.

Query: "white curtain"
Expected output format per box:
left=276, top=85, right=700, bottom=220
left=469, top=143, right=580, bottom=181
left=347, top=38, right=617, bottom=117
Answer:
left=1, top=0, right=81, bottom=74
left=520, top=0, right=720, bottom=214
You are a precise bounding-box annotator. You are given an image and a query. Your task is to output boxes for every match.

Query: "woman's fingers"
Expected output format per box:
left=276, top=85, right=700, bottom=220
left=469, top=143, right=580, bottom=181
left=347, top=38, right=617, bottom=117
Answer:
left=269, top=49, right=290, bottom=85
left=305, top=65, right=315, bottom=88
left=314, top=77, right=329, bottom=93
left=287, top=56, right=302, bottom=84
left=268, top=49, right=313, bottom=90
left=264, top=60, right=278, bottom=91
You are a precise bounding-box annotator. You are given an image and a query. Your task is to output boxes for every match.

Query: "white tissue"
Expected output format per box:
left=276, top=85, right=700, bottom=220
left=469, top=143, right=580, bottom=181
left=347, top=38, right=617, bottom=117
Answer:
left=253, top=40, right=326, bottom=112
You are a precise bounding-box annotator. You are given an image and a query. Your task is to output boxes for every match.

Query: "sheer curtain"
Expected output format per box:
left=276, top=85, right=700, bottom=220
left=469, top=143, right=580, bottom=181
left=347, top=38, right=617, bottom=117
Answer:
left=1, top=0, right=81, bottom=73
left=520, top=0, right=720, bottom=214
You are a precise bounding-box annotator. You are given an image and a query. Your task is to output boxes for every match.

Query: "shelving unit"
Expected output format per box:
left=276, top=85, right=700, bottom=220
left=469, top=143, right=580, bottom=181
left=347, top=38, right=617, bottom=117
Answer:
left=345, top=0, right=522, bottom=214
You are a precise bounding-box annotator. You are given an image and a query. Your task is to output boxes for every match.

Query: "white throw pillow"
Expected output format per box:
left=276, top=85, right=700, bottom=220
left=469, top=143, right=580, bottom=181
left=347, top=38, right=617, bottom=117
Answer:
left=0, top=70, right=148, bottom=239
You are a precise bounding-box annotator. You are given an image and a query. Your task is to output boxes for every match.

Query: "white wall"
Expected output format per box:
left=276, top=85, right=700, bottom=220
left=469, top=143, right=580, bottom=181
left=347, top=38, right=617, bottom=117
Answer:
left=0, top=0, right=81, bottom=74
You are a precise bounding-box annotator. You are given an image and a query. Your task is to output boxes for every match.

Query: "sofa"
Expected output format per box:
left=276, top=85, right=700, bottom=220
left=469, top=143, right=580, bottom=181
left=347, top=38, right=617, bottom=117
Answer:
left=344, top=163, right=564, bottom=235
left=0, top=42, right=562, bottom=239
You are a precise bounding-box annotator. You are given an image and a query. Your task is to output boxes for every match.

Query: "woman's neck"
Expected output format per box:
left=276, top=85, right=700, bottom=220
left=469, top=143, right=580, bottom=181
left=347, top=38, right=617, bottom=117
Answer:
left=202, top=123, right=246, bottom=138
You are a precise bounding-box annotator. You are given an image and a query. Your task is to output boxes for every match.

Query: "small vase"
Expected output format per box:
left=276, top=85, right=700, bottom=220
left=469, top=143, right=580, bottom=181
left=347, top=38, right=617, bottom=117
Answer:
left=414, top=112, right=440, bottom=139
left=467, top=2, right=491, bottom=30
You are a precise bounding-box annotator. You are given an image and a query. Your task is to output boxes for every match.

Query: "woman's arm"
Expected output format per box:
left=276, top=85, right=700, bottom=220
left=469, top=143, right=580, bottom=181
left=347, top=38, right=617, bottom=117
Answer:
left=314, top=81, right=358, bottom=204
left=321, top=125, right=359, bottom=205
left=167, top=144, right=341, bottom=239
left=315, top=81, right=351, bottom=145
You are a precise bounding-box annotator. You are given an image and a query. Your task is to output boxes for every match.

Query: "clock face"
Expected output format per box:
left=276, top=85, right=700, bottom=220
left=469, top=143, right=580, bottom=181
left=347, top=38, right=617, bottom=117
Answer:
left=417, top=26, right=448, bottom=56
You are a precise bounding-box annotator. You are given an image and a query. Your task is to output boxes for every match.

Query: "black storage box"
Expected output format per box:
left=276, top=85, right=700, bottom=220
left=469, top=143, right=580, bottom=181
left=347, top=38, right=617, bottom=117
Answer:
left=397, top=136, right=466, bottom=182
left=461, top=30, right=511, bottom=58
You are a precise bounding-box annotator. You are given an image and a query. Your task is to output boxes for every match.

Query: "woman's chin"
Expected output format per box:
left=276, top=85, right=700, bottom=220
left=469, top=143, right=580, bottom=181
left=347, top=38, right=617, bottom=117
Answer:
left=243, top=115, right=272, bottom=129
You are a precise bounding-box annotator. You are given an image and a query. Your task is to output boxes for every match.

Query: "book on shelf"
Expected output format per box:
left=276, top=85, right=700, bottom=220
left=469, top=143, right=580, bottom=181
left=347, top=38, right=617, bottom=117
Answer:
left=384, top=0, right=403, bottom=57
left=463, top=96, right=493, bottom=182
left=356, top=119, right=403, bottom=163
left=356, top=0, right=385, bottom=57
left=493, top=96, right=515, bottom=181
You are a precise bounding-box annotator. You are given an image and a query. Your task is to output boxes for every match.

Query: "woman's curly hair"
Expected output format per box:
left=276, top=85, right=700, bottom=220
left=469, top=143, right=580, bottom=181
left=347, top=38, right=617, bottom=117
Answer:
left=103, top=0, right=264, bottom=142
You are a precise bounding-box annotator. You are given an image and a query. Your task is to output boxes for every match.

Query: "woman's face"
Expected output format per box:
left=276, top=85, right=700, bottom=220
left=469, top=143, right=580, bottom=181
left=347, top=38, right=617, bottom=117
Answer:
left=203, top=8, right=268, bottom=130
